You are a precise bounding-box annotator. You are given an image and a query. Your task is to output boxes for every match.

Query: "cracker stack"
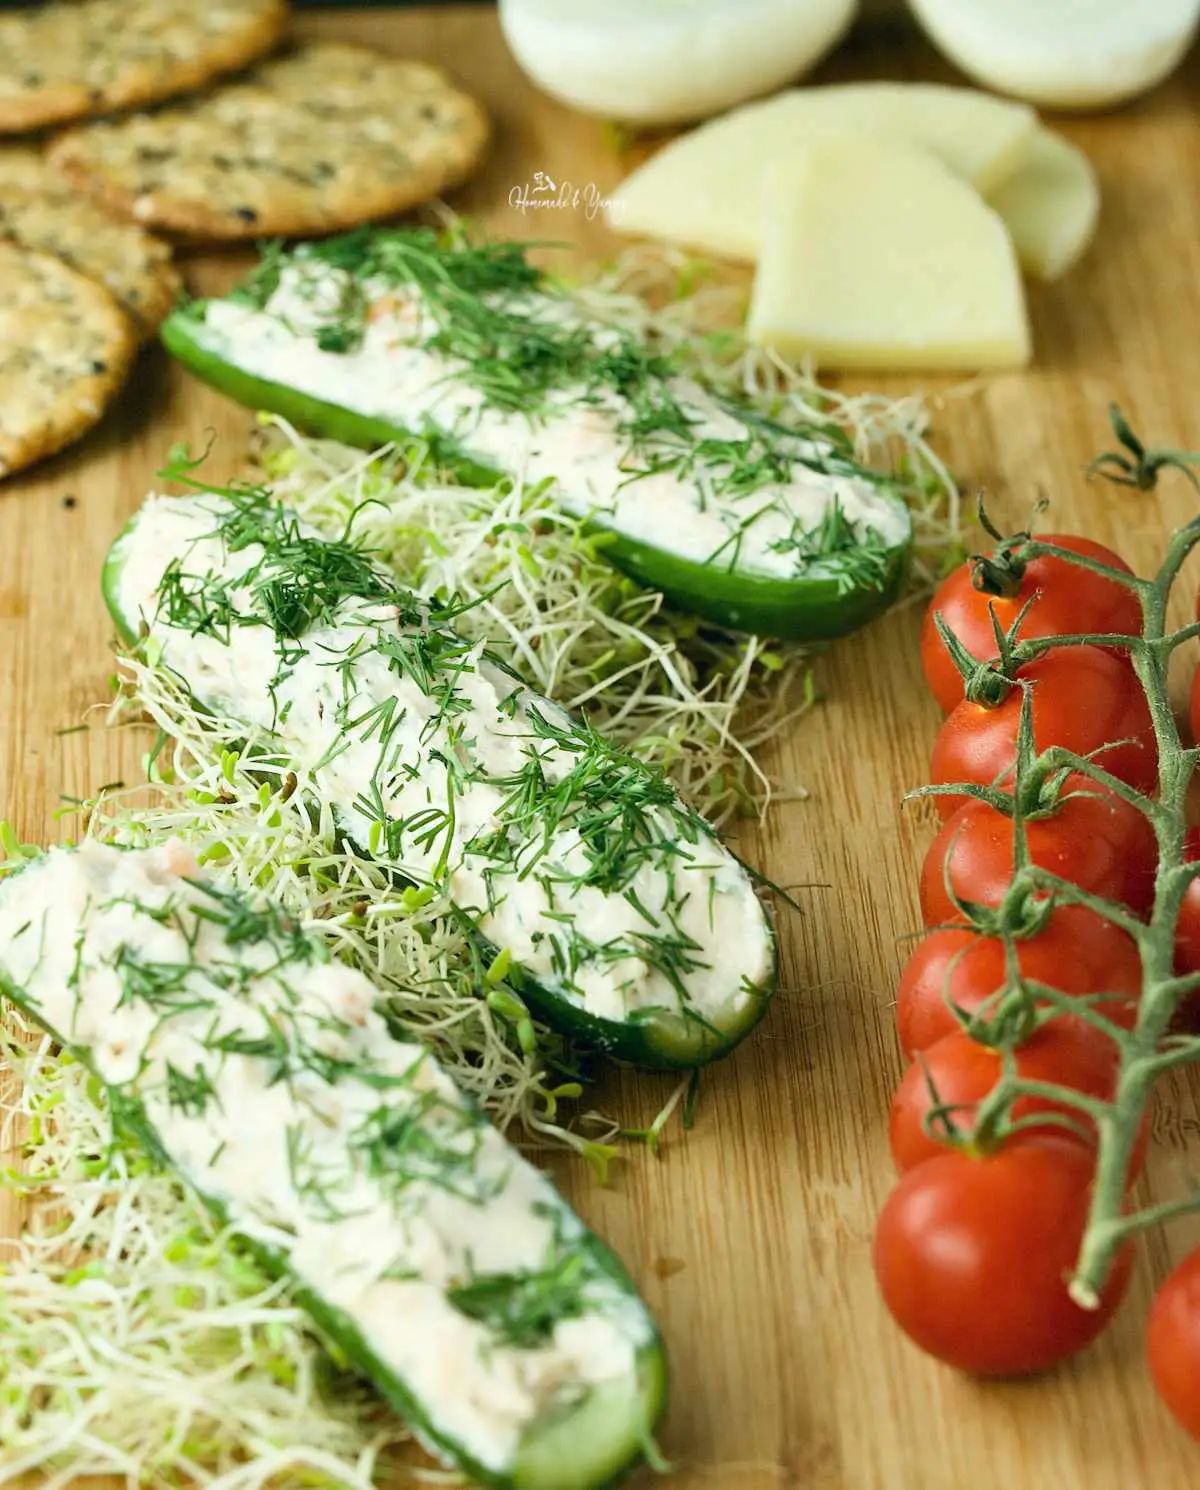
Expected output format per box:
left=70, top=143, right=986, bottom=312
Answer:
left=0, top=244, right=136, bottom=479
left=0, top=2, right=490, bottom=479
left=50, top=45, right=490, bottom=241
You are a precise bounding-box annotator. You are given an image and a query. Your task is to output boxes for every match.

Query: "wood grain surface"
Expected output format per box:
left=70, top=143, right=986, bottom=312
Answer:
left=2, top=8, right=1200, bottom=1489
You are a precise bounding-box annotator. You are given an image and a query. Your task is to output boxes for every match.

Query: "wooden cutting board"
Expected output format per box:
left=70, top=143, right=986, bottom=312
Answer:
left=2, top=8, right=1200, bottom=1488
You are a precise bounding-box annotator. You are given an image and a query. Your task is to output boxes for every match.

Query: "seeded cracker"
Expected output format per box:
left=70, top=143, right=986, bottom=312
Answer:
left=0, top=0, right=288, bottom=135
left=0, top=243, right=136, bottom=479
left=47, top=44, right=491, bottom=241
left=0, top=179, right=180, bottom=341
left=0, top=144, right=47, bottom=189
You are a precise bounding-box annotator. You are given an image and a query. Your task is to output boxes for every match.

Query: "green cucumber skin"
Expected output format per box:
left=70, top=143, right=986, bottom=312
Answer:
left=468, top=921, right=776, bottom=1073
left=161, top=306, right=911, bottom=642
left=101, top=525, right=777, bottom=1071
left=160, top=312, right=501, bottom=489
left=594, top=519, right=910, bottom=642
left=0, top=960, right=667, bottom=1490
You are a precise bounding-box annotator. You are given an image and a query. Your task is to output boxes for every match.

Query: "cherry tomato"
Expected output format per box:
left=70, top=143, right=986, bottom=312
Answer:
left=1190, top=591, right=1200, bottom=745
left=874, top=1138, right=1132, bottom=1375
left=1148, top=1249, right=1200, bottom=1438
left=929, top=645, right=1157, bottom=821
left=921, top=534, right=1140, bottom=714
left=919, top=776, right=1157, bottom=926
left=897, top=906, right=1142, bottom=1058
left=888, top=1020, right=1119, bottom=1171
left=1172, top=827, right=1200, bottom=1029
left=1191, top=662, right=1200, bottom=751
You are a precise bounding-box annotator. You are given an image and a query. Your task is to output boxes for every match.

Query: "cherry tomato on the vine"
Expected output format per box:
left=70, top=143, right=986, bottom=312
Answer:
left=896, top=905, right=1142, bottom=1058
left=1189, top=590, right=1200, bottom=745
left=921, top=533, right=1140, bottom=715
left=1172, top=827, right=1200, bottom=1029
left=888, top=1020, right=1120, bottom=1171
left=874, top=1138, right=1132, bottom=1375
left=929, top=645, right=1157, bottom=820
left=1190, top=661, right=1200, bottom=752
left=919, top=776, right=1157, bottom=927
left=1148, top=1249, right=1200, bottom=1438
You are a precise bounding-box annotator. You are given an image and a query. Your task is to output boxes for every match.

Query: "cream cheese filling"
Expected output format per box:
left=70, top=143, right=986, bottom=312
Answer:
left=198, top=262, right=909, bottom=581
left=113, top=493, right=773, bottom=1032
left=0, top=842, right=653, bottom=1472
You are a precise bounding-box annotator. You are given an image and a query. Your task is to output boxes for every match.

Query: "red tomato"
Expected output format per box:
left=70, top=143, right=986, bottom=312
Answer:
left=888, top=1020, right=1119, bottom=1171
left=1173, top=827, right=1200, bottom=1028
left=919, top=776, right=1157, bottom=926
left=1148, top=1249, right=1200, bottom=1438
left=921, top=534, right=1140, bottom=714
left=874, top=1138, right=1132, bottom=1375
left=896, top=906, right=1142, bottom=1058
left=929, top=645, right=1157, bottom=821
left=1191, top=662, right=1200, bottom=751
left=1191, top=591, right=1200, bottom=744
left=1175, top=828, right=1200, bottom=974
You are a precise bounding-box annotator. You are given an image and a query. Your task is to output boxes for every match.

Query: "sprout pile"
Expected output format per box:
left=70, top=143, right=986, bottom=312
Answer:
left=0, top=246, right=959, bottom=1487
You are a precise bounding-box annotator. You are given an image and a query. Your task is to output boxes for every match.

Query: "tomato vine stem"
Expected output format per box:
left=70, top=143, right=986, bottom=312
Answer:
left=923, top=421, right=1200, bottom=1311
left=1068, top=516, right=1200, bottom=1305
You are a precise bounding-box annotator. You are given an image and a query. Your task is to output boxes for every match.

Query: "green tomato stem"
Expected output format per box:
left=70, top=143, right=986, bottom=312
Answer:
left=1046, top=523, right=1192, bottom=1303
left=1010, top=630, right=1144, bottom=657
left=929, top=467, right=1200, bottom=1312
left=1018, top=868, right=1150, bottom=943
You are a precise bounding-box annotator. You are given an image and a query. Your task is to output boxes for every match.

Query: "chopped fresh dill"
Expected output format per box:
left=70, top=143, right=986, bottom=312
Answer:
left=349, top=1084, right=500, bottom=1205
left=113, top=944, right=210, bottom=1014
left=125, top=483, right=761, bottom=1029
left=0, top=242, right=960, bottom=1487
left=448, top=1251, right=589, bottom=1348
left=213, top=226, right=919, bottom=589
left=767, top=499, right=894, bottom=595
left=164, top=1061, right=219, bottom=1118
left=188, top=876, right=318, bottom=960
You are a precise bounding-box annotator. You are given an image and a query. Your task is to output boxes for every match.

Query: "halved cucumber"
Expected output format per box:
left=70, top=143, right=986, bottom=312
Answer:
left=160, top=312, right=502, bottom=490
left=0, top=842, right=667, bottom=1489
left=160, top=229, right=913, bottom=643
left=103, top=489, right=776, bottom=1070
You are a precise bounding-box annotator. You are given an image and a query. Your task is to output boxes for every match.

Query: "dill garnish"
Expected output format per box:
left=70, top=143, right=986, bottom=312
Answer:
left=219, top=226, right=906, bottom=590
left=133, top=486, right=762, bottom=1042
left=448, top=1251, right=589, bottom=1348
left=113, top=945, right=211, bottom=1014
left=164, top=1062, right=219, bottom=1117
left=350, top=1080, right=502, bottom=1205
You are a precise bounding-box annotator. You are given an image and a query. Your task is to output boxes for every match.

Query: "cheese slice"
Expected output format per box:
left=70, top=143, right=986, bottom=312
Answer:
left=987, top=128, right=1100, bottom=282
left=747, top=136, right=1031, bottom=372
left=606, top=83, right=1038, bottom=262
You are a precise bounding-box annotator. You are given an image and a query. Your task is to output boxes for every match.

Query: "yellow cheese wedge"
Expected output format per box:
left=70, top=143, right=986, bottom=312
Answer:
left=747, top=136, right=1031, bottom=372
left=606, top=83, right=1037, bottom=262
left=987, top=128, right=1099, bottom=282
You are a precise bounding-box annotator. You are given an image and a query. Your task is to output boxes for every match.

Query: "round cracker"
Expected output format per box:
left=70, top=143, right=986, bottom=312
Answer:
left=0, top=185, right=180, bottom=341
left=0, top=144, right=48, bottom=188
left=0, top=242, right=136, bottom=480
left=0, top=0, right=288, bottom=135
left=47, top=43, right=491, bottom=242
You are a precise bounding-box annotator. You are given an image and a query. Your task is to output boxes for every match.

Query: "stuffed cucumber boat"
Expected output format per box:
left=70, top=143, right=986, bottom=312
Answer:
left=160, top=228, right=913, bottom=641
left=103, top=486, right=775, bottom=1069
left=0, top=840, right=666, bottom=1490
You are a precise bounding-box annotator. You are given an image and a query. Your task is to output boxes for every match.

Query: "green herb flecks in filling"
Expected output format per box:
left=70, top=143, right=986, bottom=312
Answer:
left=448, top=1246, right=591, bottom=1350
left=140, top=484, right=743, bottom=1024
left=229, top=227, right=900, bottom=589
